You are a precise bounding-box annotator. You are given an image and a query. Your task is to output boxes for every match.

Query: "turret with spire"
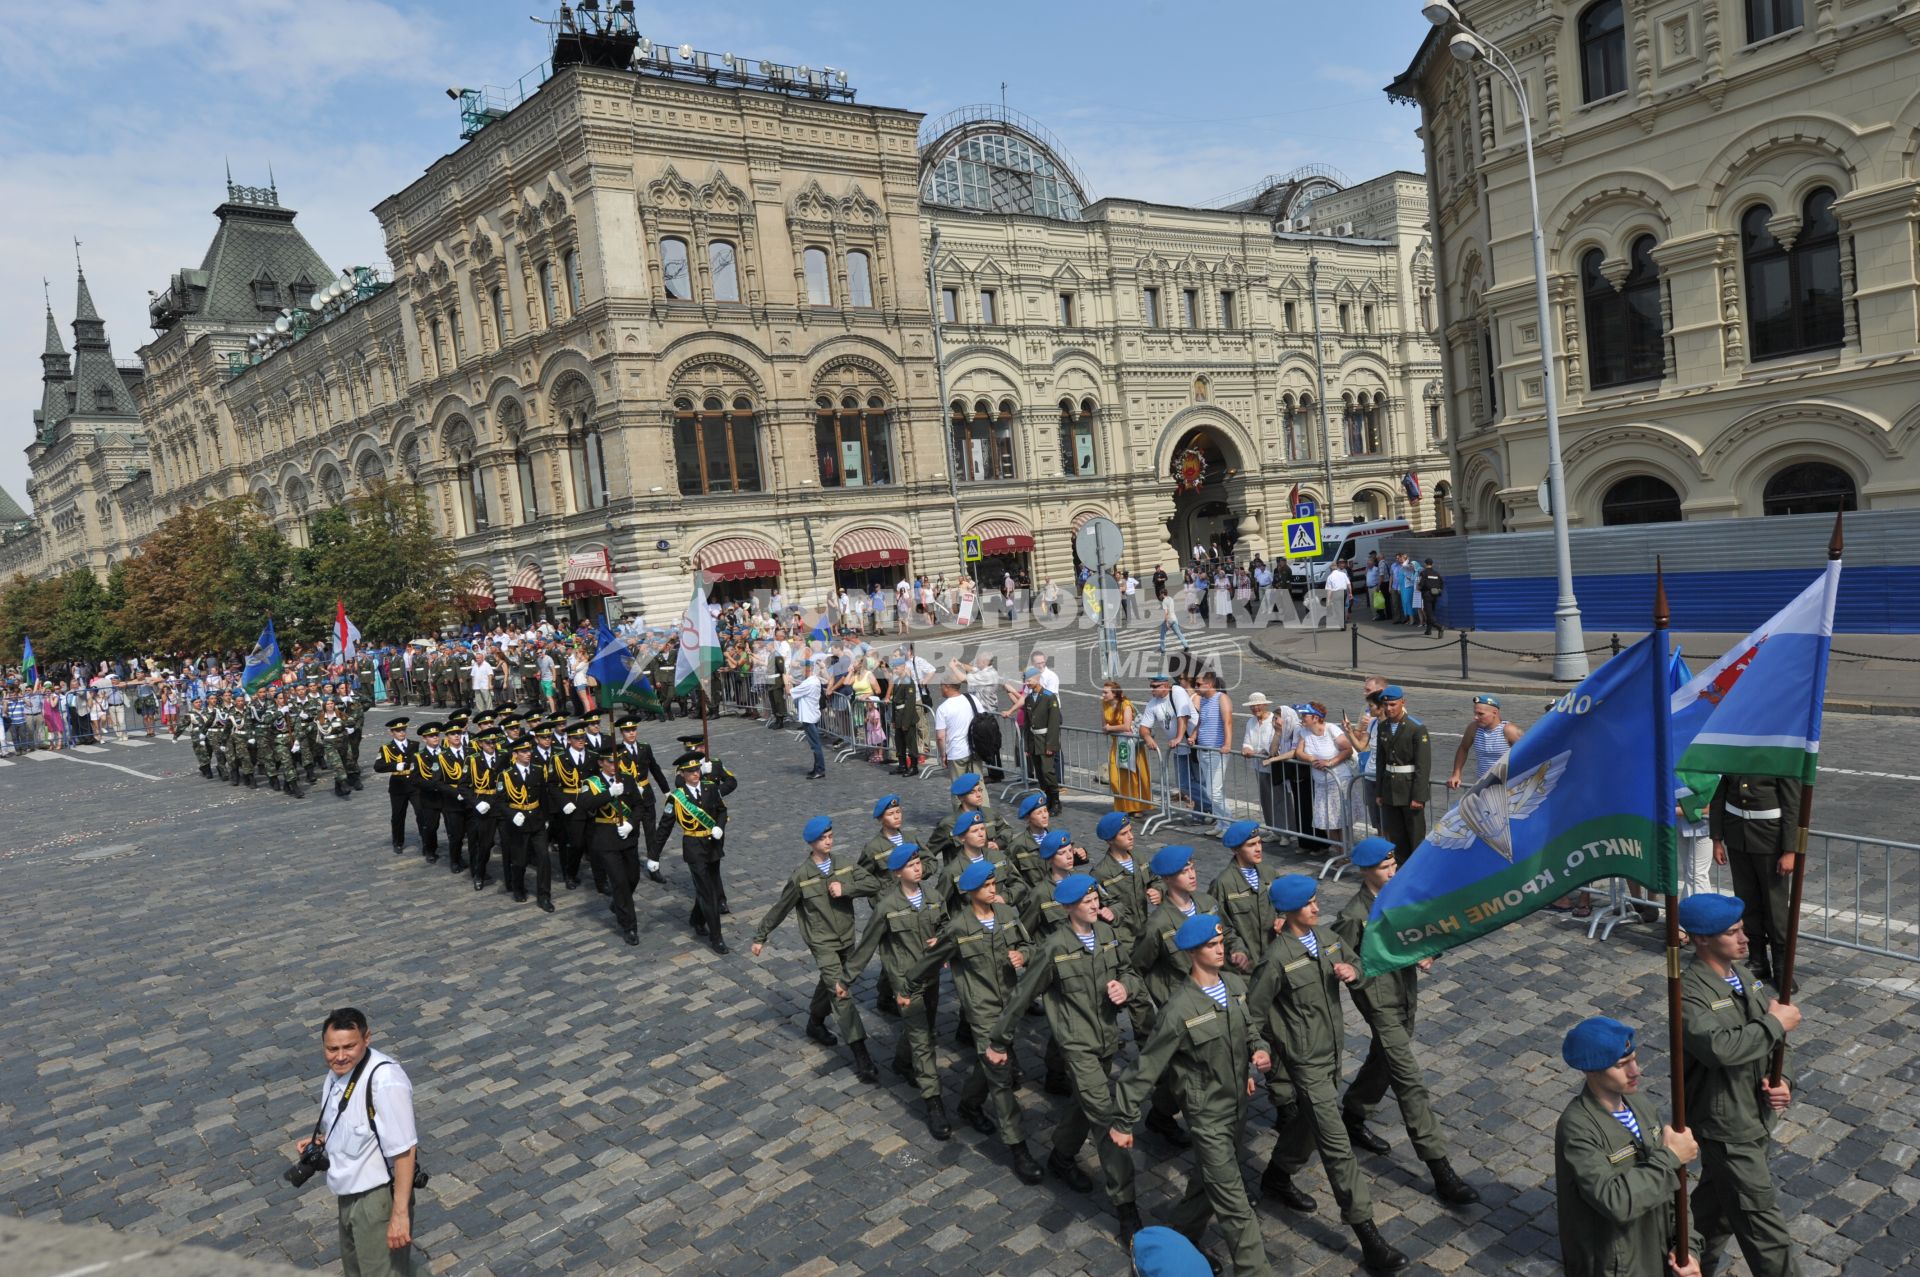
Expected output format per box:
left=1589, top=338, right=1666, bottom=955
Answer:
left=37, top=290, right=72, bottom=441
left=65, top=249, right=140, bottom=421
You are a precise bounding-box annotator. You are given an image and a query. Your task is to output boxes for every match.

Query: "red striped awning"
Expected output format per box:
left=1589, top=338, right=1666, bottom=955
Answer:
left=562, top=548, right=615, bottom=599
left=508, top=562, right=544, bottom=604
left=459, top=571, right=495, bottom=613
left=832, top=526, right=910, bottom=570
left=1070, top=509, right=1110, bottom=535
left=966, top=516, right=1035, bottom=555
left=695, top=535, right=781, bottom=582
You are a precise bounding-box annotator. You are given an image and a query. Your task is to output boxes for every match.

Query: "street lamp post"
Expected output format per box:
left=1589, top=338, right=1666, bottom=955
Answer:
left=1424, top=0, right=1588, bottom=679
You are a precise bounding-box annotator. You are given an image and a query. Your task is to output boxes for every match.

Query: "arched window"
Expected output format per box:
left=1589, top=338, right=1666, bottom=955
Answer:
left=674, top=395, right=763, bottom=495
left=803, top=247, right=832, bottom=306
left=1583, top=235, right=1664, bottom=388
left=1578, top=1, right=1628, bottom=102
left=318, top=466, right=346, bottom=506
left=356, top=452, right=386, bottom=490
left=490, top=287, right=508, bottom=347
left=1282, top=393, right=1313, bottom=462
left=555, top=377, right=607, bottom=512
left=1743, top=189, right=1843, bottom=360
left=286, top=478, right=309, bottom=518
left=1058, top=398, right=1098, bottom=477
left=1601, top=474, right=1683, bottom=525
left=537, top=262, right=557, bottom=325
left=708, top=241, right=739, bottom=302
left=1351, top=490, right=1387, bottom=521
left=950, top=398, right=1017, bottom=482
left=1762, top=461, right=1857, bottom=516
left=1434, top=481, right=1454, bottom=531
left=563, top=249, right=584, bottom=315
left=1343, top=392, right=1382, bottom=456
left=660, top=238, right=692, bottom=300
left=1747, top=0, right=1802, bottom=42
left=847, top=250, right=874, bottom=307
left=815, top=393, right=894, bottom=488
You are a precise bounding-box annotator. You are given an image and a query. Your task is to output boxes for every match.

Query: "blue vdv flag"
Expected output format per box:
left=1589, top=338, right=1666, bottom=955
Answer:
left=241, top=620, right=284, bottom=694
left=1361, top=628, right=1677, bottom=975
left=589, top=616, right=657, bottom=712
left=20, top=634, right=36, bottom=680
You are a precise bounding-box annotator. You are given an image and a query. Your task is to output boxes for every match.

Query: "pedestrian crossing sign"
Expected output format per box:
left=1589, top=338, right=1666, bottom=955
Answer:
left=1282, top=516, right=1322, bottom=560
left=962, top=535, right=983, bottom=563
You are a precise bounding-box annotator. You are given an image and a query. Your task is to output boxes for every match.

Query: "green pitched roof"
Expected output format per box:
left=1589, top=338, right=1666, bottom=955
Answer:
left=67, top=266, right=138, bottom=422
left=193, top=184, right=336, bottom=325
left=0, top=484, right=27, bottom=523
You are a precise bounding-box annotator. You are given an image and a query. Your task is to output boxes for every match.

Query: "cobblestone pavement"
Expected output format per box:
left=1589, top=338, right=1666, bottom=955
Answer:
left=2, top=673, right=1917, bottom=1276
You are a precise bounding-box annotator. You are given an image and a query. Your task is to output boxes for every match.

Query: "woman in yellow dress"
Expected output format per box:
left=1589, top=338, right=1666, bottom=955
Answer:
left=1101, top=680, right=1153, bottom=814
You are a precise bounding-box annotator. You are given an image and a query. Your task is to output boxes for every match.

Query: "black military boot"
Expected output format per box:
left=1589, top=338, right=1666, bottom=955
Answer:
left=334, top=776, right=348, bottom=798
left=1345, top=1112, right=1391, bottom=1154
left=1260, top=1163, right=1317, bottom=1212
left=1009, top=1141, right=1044, bottom=1185
left=199, top=763, right=212, bottom=779
left=306, top=763, right=318, bottom=783
left=849, top=1041, right=878, bottom=1084
left=286, top=776, right=303, bottom=798
left=925, top=1097, right=951, bottom=1141
left=349, top=772, right=364, bottom=791
left=229, top=766, right=241, bottom=786
left=805, top=1019, right=837, bottom=1046
left=269, top=774, right=282, bottom=792
left=1428, top=1157, right=1481, bottom=1205
left=956, top=1100, right=994, bottom=1135
left=1115, top=1204, right=1143, bottom=1245
left=1353, top=1220, right=1409, bottom=1272
left=1047, top=1150, right=1093, bottom=1192
left=246, top=772, right=257, bottom=789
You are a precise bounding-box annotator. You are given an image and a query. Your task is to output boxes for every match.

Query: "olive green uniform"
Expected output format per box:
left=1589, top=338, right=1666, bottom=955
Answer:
left=910, top=902, right=1032, bottom=1146
left=753, top=855, right=878, bottom=1046
left=1131, top=892, right=1238, bottom=1125
left=1333, top=884, right=1448, bottom=1159
left=1091, top=855, right=1155, bottom=949
left=925, top=809, right=1014, bottom=872
left=889, top=677, right=922, bottom=767
left=1373, top=714, right=1431, bottom=864
left=990, top=922, right=1142, bottom=1207
left=1554, top=1087, right=1694, bottom=1277
left=188, top=707, right=215, bottom=775
left=848, top=881, right=947, bottom=1099
left=1113, top=974, right=1274, bottom=1276
left=1210, top=862, right=1278, bottom=970
left=1682, top=958, right=1798, bottom=1277
left=1249, top=926, right=1373, bottom=1224
left=1708, top=775, right=1803, bottom=980
left=1002, top=828, right=1049, bottom=894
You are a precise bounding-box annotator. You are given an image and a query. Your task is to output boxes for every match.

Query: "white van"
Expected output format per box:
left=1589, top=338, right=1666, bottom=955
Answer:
left=1295, top=519, right=1413, bottom=588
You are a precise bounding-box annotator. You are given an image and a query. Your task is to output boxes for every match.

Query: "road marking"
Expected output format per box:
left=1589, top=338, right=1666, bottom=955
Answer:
left=72, top=744, right=108, bottom=754
left=117, top=738, right=150, bottom=747
left=42, top=751, right=164, bottom=782
left=1824, top=767, right=1920, bottom=783
left=22, top=750, right=60, bottom=761
left=0, top=757, right=11, bottom=767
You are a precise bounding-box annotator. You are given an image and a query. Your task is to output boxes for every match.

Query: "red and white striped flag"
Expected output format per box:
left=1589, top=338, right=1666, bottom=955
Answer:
left=334, top=600, right=361, bottom=662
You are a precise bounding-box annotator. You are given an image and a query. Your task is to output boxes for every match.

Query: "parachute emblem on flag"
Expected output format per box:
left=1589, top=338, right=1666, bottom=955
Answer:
left=1428, top=750, right=1572, bottom=863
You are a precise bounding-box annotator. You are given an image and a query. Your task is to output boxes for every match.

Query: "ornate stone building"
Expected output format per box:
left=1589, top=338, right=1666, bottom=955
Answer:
left=1391, top=0, right=1920, bottom=533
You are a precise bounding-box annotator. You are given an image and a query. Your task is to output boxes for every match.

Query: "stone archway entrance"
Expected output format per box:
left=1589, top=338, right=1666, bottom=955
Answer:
left=1166, top=425, right=1248, bottom=566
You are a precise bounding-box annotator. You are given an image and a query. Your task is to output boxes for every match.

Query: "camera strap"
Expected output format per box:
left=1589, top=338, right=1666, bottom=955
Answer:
left=313, top=1052, right=372, bottom=1146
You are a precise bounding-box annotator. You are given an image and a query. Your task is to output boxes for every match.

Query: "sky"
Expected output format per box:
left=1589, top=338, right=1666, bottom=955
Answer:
left=0, top=0, right=1431, bottom=511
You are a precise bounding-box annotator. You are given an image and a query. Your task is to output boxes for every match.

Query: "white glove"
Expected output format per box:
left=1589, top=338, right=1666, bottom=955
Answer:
left=617, top=821, right=633, bottom=839
left=609, top=781, right=625, bottom=795
left=646, top=860, right=660, bottom=873
left=563, top=802, right=577, bottom=815
left=700, top=759, right=713, bottom=774
left=710, top=825, right=723, bottom=841
left=474, top=801, right=491, bottom=815
left=512, top=812, right=526, bottom=827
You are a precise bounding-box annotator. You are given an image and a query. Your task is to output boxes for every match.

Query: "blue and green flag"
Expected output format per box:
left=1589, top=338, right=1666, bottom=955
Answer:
left=589, top=616, right=660, bottom=713
left=1361, top=627, right=1677, bottom=976
left=20, top=635, right=35, bottom=681
left=241, top=620, right=284, bottom=694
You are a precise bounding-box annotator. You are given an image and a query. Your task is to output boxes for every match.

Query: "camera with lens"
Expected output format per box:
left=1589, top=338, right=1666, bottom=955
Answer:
left=284, top=1143, right=329, bottom=1188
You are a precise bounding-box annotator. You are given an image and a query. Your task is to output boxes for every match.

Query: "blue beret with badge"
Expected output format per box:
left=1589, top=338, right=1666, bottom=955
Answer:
left=886, top=842, right=923, bottom=872
left=802, top=815, right=832, bottom=843
left=949, top=771, right=983, bottom=797
left=1222, top=819, right=1260, bottom=850
left=1038, top=830, right=1072, bottom=857
left=1097, top=811, right=1131, bottom=842
left=1133, top=1226, right=1212, bottom=1276
left=954, top=810, right=983, bottom=835
left=1677, top=892, right=1744, bottom=937
left=872, top=794, right=900, bottom=820
left=1269, top=874, right=1318, bottom=912
left=1173, top=914, right=1224, bottom=951
left=1017, top=792, right=1046, bottom=818
left=1381, top=684, right=1406, bottom=700
left=1349, top=836, right=1395, bottom=868
left=1149, top=845, right=1194, bottom=877
left=1053, top=872, right=1098, bottom=905
left=1563, top=1015, right=1636, bottom=1071
left=957, top=859, right=996, bottom=893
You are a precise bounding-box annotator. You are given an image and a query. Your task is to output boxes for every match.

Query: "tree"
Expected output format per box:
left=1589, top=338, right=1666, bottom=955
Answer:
left=0, top=572, right=64, bottom=665
left=302, top=483, right=456, bottom=643
left=113, top=497, right=295, bottom=653
left=46, top=570, right=114, bottom=667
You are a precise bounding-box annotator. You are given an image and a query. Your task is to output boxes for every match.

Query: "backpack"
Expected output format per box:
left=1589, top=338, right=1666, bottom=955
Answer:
left=964, top=694, right=1000, bottom=760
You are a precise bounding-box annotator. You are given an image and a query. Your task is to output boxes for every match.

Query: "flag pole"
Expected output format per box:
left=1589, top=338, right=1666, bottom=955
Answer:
left=1770, top=510, right=1840, bottom=1085
left=1654, top=558, right=1691, bottom=1268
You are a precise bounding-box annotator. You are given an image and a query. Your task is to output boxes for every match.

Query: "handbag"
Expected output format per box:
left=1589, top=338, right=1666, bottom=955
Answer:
left=1114, top=736, right=1137, bottom=773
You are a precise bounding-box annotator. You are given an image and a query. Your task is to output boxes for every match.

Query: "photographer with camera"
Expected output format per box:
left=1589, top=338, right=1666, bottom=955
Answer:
left=290, top=1007, right=422, bottom=1276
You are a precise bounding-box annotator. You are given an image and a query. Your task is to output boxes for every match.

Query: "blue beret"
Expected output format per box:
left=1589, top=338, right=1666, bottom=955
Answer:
left=1221, top=820, right=1260, bottom=850
left=1173, top=914, right=1224, bottom=951
left=1473, top=693, right=1501, bottom=708
left=1149, top=845, right=1194, bottom=877
left=949, top=772, right=983, bottom=797
left=1053, top=872, right=1098, bottom=906
left=872, top=794, right=900, bottom=820
left=1349, top=837, right=1395, bottom=868
left=957, top=859, right=996, bottom=893
left=887, top=842, right=923, bottom=872
left=1677, top=892, right=1744, bottom=937
left=1133, top=1225, right=1211, bottom=1276
left=1023, top=666, right=1040, bottom=679
left=802, top=815, right=833, bottom=843
left=1017, top=792, right=1046, bottom=818
left=1381, top=684, right=1406, bottom=700
left=954, top=810, right=983, bottom=835
left=1097, top=811, right=1132, bottom=842
left=1038, top=830, right=1072, bottom=857
left=1563, top=1016, right=1636, bottom=1071
left=1269, top=874, right=1318, bottom=912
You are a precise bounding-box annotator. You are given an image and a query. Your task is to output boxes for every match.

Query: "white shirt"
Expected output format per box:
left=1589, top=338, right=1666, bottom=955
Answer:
left=792, top=675, right=822, bottom=725
left=1123, top=576, right=1138, bottom=596
left=964, top=666, right=1000, bottom=711
left=470, top=660, right=494, bottom=691
left=1035, top=667, right=1061, bottom=696
left=1326, top=567, right=1351, bottom=593
left=316, top=1048, right=417, bottom=1197
left=933, top=694, right=977, bottom=761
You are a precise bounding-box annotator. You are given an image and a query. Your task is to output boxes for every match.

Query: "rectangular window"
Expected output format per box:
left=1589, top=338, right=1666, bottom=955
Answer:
left=490, top=287, right=508, bottom=346
left=1181, top=289, right=1198, bottom=328
left=517, top=453, right=540, bottom=520
left=816, top=408, right=895, bottom=489
left=1143, top=287, right=1162, bottom=328
left=941, top=287, right=958, bottom=324
left=1363, top=303, right=1376, bottom=332
left=1058, top=292, right=1075, bottom=326
left=1219, top=291, right=1236, bottom=329
left=468, top=467, right=490, bottom=532
left=1746, top=0, right=1802, bottom=41
left=847, top=250, right=874, bottom=307
left=979, top=289, right=997, bottom=325
left=564, top=249, right=584, bottom=315
left=660, top=239, right=692, bottom=300
left=1284, top=299, right=1297, bottom=331
left=428, top=318, right=443, bottom=374
left=803, top=246, right=832, bottom=305
left=709, top=241, right=740, bottom=302
left=447, top=310, right=463, bottom=359
left=538, top=262, right=557, bottom=325
left=1338, top=302, right=1351, bottom=331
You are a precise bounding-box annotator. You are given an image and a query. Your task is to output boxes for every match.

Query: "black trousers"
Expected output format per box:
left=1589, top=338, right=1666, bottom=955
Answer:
left=502, top=817, right=553, bottom=901
left=1276, top=760, right=1315, bottom=837
left=1029, top=745, right=1061, bottom=811
left=387, top=784, right=411, bottom=848
left=686, top=851, right=725, bottom=943
left=591, top=829, right=638, bottom=934
left=411, top=791, right=440, bottom=860
left=441, top=802, right=468, bottom=869
left=467, top=809, right=498, bottom=882
left=560, top=812, right=602, bottom=889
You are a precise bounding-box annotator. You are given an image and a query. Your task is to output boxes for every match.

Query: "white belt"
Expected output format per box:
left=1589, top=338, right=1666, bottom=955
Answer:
left=1386, top=764, right=1417, bottom=775
left=1725, top=806, right=1782, bottom=821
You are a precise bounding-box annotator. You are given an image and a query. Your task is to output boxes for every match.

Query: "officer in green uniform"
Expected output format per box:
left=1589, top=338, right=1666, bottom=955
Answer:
left=1111, top=914, right=1273, bottom=1276
left=1372, top=685, right=1430, bottom=864
left=766, top=645, right=788, bottom=729
left=1678, top=893, right=1803, bottom=1277
left=1554, top=1015, right=1703, bottom=1277
left=1003, top=792, right=1054, bottom=892
left=1249, top=874, right=1408, bottom=1272
left=188, top=700, right=215, bottom=778
left=847, top=843, right=952, bottom=1141
left=1019, top=666, right=1063, bottom=814
left=1708, top=774, right=1803, bottom=988
left=988, top=873, right=1143, bottom=1241
left=318, top=699, right=355, bottom=799
left=1210, top=822, right=1277, bottom=972
left=650, top=647, right=678, bottom=720
left=752, top=816, right=880, bottom=1082
left=910, top=859, right=1044, bottom=1185
left=265, top=692, right=296, bottom=795
left=1332, top=837, right=1479, bottom=1202
left=234, top=693, right=263, bottom=788
left=1091, top=811, right=1159, bottom=949
left=886, top=656, right=922, bottom=773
